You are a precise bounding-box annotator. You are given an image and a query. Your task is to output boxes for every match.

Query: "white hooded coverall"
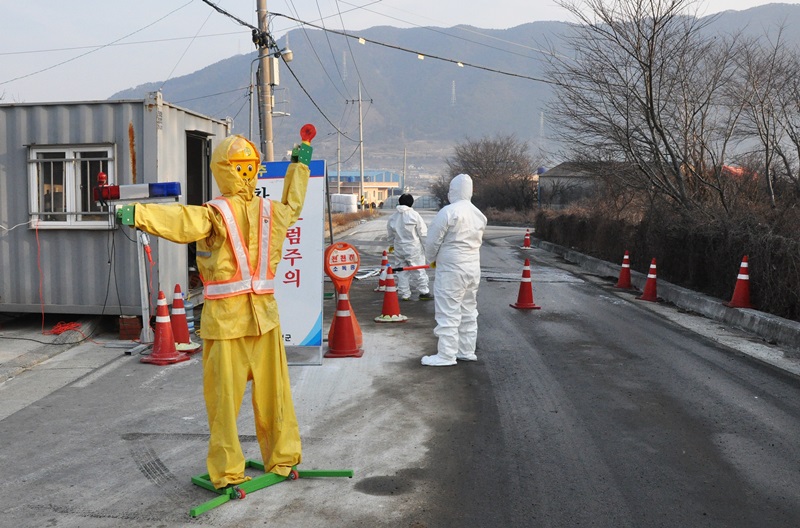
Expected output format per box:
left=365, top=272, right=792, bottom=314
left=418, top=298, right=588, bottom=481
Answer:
left=386, top=203, right=429, bottom=299
left=424, top=174, right=487, bottom=364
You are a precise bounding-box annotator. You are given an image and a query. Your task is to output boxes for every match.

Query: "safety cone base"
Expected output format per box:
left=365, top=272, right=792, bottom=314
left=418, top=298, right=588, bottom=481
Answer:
left=724, top=300, right=753, bottom=309
left=190, top=460, right=354, bottom=517
left=140, top=347, right=191, bottom=365
left=176, top=341, right=203, bottom=355
left=374, top=314, right=408, bottom=323
left=635, top=294, right=660, bottom=302
left=324, top=346, right=365, bottom=358
left=510, top=302, right=541, bottom=310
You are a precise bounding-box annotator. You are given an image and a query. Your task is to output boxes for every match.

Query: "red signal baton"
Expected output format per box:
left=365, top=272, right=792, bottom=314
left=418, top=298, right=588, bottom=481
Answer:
left=392, top=264, right=431, bottom=272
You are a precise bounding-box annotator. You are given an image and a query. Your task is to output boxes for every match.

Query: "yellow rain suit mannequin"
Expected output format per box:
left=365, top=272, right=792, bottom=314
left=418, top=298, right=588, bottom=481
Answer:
left=133, top=134, right=309, bottom=488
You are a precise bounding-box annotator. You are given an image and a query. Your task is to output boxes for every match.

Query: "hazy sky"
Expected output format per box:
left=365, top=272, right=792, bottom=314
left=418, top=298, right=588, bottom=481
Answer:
left=0, top=0, right=789, bottom=103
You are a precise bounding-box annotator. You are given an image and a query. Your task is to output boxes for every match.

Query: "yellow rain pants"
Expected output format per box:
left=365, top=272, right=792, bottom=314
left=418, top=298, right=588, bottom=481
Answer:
left=204, top=331, right=301, bottom=488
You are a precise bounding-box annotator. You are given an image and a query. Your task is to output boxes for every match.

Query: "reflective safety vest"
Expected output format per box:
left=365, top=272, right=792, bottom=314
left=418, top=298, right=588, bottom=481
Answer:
left=203, top=197, right=275, bottom=299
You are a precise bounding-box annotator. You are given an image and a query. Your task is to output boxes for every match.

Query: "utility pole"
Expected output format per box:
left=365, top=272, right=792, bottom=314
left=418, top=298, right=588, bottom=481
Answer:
left=257, top=0, right=274, bottom=161
left=358, top=82, right=365, bottom=210
left=402, top=147, right=407, bottom=193
left=346, top=83, right=371, bottom=209
left=337, top=132, right=341, bottom=194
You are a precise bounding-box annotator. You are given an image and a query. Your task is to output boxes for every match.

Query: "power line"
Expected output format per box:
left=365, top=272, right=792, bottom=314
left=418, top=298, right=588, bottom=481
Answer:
left=0, top=32, right=245, bottom=56
left=271, top=12, right=553, bottom=85
left=0, top=1, right=195, bottom=87
left=172, top=86, right=250, bottom=104
left=284, top=0, right=350, bottom=100
left=333, top=0, right=373, bottom=101
left=280, top=58, right=358, bottom=141
left=198, top=1, right=357, bottom=147
left=160, top=7, right=217, bottom=91
left=336, top=0, right=559, bottom=61
left=314, top=0, right=352, bottom=98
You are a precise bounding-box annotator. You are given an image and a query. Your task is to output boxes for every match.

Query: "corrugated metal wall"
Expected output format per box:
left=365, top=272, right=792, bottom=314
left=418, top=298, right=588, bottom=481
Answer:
left=0, top=98, right=228, bottom=315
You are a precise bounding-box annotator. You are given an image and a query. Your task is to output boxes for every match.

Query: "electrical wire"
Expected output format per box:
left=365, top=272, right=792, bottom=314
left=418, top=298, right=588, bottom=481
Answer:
left=31, top=218, right=102, bottom=344
left=316, top=0, right=352, bottom=98
left=160, top=4, right=217, bottom=91
left=333, top=0, right=373, bottom=100
left=172, top=86, right=250, bottom=104
left=283, top=0, right=350, bottom=100
left=279, top=58, right=358, bottom=140
left=0, top=219, right=33, bottom=235
left=199, top=0, right=365, bottom=139
left=36, top=219, right=45, bottom=334
left=200, top=0, right=256, bottom=31
left=271, top=12, right=553, bottom=85
left=0, top=1, right=195, bottom=87
left=335, top=0, right=559, bottom=61
left=0, top=32, right=244, bottom=56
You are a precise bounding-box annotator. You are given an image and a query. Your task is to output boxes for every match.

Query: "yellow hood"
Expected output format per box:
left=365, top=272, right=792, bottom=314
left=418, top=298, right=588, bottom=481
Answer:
left=211, top=135, right=260, bottom=199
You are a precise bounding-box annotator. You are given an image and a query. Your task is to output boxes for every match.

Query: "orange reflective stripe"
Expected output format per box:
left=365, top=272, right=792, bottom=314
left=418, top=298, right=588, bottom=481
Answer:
left=204, top=197, right=274, bottom=299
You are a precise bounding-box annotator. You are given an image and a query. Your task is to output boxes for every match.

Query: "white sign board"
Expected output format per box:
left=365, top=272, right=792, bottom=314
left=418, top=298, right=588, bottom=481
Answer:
left=257, top=160, right=325, bottom=365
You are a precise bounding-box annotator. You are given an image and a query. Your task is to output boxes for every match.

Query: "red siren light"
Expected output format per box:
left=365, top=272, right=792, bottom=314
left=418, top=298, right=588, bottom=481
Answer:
left=300, top=124, right=316, bottom=142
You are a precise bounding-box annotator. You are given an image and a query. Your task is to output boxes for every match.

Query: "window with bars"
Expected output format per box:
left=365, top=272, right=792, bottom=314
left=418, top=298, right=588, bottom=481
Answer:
left=28, top=146, right=114, bottom=228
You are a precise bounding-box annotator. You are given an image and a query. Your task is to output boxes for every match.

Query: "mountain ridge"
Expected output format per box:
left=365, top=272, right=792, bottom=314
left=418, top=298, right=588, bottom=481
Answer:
left=111, top=4, right=800, bottom=176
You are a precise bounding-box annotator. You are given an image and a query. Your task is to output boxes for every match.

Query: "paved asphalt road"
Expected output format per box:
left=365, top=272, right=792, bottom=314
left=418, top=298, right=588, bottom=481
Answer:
left=1, top=213, right=799, bottom=527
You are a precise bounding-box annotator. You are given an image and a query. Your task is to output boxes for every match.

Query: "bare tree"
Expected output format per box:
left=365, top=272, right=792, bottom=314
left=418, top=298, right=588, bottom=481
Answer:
left=731, top=28, right=800, bottom=206
left=546, top=0, right=744, bottom=215
left=443, top=134, right=540, bottom=211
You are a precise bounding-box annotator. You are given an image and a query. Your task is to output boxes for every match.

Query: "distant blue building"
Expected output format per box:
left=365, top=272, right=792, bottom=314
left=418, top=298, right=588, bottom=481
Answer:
left=328, top=169, right=402, bottom=206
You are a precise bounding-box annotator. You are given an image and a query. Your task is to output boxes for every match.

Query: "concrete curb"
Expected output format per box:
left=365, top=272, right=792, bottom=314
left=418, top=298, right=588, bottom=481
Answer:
left=535, top=239, right=800, bottom=352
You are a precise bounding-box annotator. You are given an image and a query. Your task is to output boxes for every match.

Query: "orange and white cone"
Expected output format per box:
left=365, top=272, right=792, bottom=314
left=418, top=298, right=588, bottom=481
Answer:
left=170, top=284, right=191, bottom=344
left=636, top=258, right=659, bottom=302
left=171, top=285, right=202, bottom=354
left=375, top=266, right=408, bottom=322
left=510, top=258, right=541, bottom=309
left=726, top=255, right=753, bottom=309
left=614, top=250, right=633, bottom=289
left=141, top=291, right=191, bottom=365
left=374, top=250, right=389, bottom=292
left=325, top=286, right=364, bottom=358
left=328, top=288, right=363, bottom=348
left=521, top=229, right=532, bottom=249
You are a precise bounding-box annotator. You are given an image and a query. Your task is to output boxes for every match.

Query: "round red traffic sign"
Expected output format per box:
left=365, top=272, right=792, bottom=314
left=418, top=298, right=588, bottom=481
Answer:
left=324, top=242, right=360, bottom=291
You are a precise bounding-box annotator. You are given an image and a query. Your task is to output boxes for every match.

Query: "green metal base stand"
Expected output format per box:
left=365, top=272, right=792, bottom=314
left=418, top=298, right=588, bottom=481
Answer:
left=189, top=459, right=353, bottom=517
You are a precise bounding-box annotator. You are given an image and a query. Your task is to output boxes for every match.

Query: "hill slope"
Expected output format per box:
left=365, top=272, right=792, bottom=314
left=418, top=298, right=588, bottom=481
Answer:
left=111, top=4, right=800, bottom=175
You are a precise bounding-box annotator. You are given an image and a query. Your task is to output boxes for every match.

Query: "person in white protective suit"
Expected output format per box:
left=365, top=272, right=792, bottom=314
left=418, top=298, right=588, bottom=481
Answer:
left=386, top=193, right=432, bottom=301
left=422, top=174, right=487, bottom=366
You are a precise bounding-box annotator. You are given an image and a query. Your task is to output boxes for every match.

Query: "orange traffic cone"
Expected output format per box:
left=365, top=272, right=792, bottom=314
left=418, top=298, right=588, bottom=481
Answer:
left=170, top=284, right=191, bottom=344
left=171, top=285, right=202, bottom=355
left=328, top=288, right=363, bottom=348
left=614, top=251, right=633, bottom=289
left=141, top=291, right=191, bottom=365
left=510, top=258, right=541, bottom=309
left=374, top=250, right=389, bottom=292
left=521, top=229, right=532, bottom=249
left=325, top=286, right=364, bottom=358
left=375, top=267, right=408, bottom=322
left=726, top=255, right=753, bottom=309
left=636, top=258, right=659, bottom=302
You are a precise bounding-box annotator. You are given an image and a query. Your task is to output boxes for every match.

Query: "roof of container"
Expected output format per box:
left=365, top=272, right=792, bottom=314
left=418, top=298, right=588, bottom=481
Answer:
left=0, top=97, right=229, bottom=125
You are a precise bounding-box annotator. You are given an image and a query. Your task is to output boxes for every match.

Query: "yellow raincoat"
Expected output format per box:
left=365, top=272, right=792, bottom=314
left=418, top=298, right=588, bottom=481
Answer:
left=134, top=135, right=308, bottom=488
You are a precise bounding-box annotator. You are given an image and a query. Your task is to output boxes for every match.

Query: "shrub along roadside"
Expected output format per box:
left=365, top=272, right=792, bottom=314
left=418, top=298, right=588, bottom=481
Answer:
left=534, top=206, right=800, bottom=323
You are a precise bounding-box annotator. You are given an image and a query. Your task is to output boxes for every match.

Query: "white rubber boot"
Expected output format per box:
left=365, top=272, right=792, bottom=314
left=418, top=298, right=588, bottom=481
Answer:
left=421, top=354, right=457, bottom=367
